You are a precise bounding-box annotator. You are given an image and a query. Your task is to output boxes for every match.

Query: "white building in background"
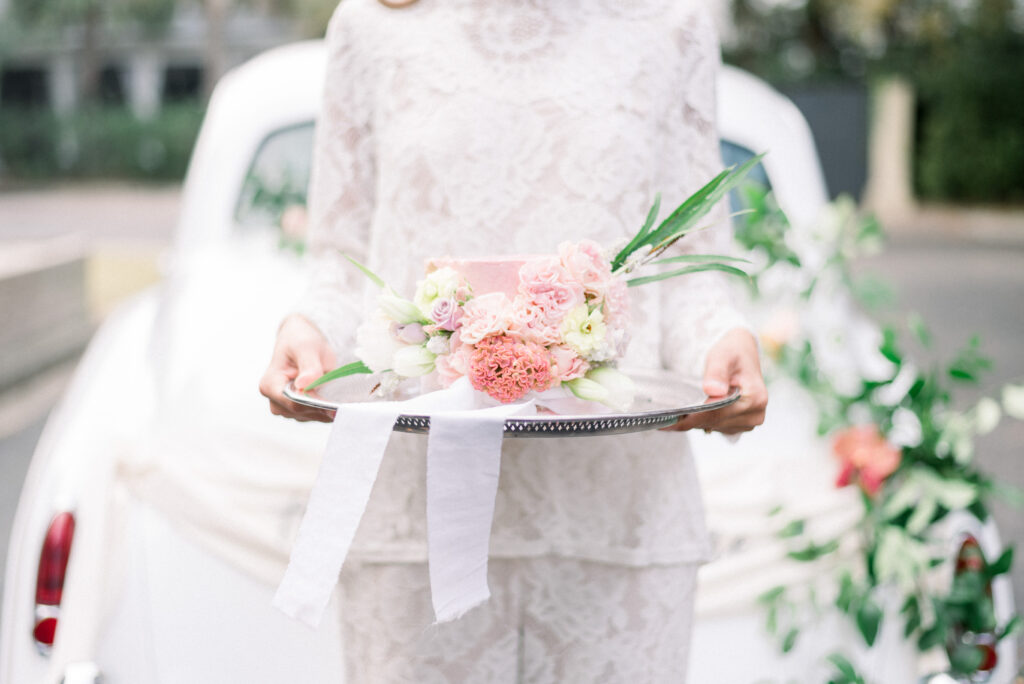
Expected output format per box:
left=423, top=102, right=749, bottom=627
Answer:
left=0, top=3, right=299, bottom=117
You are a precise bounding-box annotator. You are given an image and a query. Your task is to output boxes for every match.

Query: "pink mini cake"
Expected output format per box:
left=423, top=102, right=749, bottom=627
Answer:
left=425, top=256, right=534, bottom=298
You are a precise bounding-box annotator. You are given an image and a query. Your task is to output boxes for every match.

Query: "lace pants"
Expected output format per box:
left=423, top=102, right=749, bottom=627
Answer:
left=338, top=557, right=699, bottom=683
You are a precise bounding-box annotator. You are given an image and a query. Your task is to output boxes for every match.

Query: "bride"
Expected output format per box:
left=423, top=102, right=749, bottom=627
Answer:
left=259, top=0, right=767, bottom=681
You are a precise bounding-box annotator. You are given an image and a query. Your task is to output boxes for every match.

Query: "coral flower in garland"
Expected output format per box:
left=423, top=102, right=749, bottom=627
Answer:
left=833, top=425, right=902, bottom=496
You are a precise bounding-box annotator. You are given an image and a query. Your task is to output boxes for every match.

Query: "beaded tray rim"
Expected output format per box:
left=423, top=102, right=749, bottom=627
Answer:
left=283, top=372, right=740, bottom=439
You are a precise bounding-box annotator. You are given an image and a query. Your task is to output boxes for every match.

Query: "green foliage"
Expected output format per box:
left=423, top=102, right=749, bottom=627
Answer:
left=826, top=653, right=866, bottom=684
left=0, top=104, right=204, bottom=181
left=908, top=5, right=1024, bottom=204
left=735, top=187, right=1023, bottom=677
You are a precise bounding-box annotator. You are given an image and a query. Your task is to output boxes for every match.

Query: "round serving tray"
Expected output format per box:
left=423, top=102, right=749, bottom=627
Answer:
left=283, top=369, right=740, bottom=438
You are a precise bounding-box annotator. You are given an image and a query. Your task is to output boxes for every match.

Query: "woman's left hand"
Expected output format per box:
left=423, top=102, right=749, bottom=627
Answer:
left=662, top=327, right=767, bottom=435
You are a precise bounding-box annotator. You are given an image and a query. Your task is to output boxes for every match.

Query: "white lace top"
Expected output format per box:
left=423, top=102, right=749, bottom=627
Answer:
left=296, top=0, right=746, bottom=566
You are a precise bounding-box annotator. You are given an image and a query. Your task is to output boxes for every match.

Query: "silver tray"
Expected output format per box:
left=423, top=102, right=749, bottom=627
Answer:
left=283, top=369, right=740, bottom=438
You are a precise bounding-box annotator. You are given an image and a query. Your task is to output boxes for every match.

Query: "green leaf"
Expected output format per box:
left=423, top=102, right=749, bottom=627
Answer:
left=826, top=653, right=862, bottom=682
left=999, top=614, right=1021, bottom=639
left=879, top=327, right=902, bottom=364
left=343, top=253, right=387, bottom=289
left=856, top=599, right=883, bottom=647
left=917, top=622, right=946, bottom=650
left=626, top=263, right=748, bottom=287
left=650, top=253, right=751, bottom=265
left=757, top=585, right=786, bottom=605
left=640, top=193, right=661, bottom=239
left=778, top=519, right=805, bottom=538
left=781, top=627, right=799, bottom=653
left=948, top=643, right=985, bottom=674
left=612, top=153, right=765, bottom=270
left=986, top=547, right=1013, bottom=577
left=304, top=360, right=374, bottom=391
left=787, top=539, right=840, bottom=562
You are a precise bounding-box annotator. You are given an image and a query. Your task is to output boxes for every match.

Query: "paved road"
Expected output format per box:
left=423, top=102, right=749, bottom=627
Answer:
left=0, top=417, right=46, bottom=603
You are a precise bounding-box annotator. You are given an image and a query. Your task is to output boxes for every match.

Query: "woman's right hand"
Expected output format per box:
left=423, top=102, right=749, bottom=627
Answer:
left=259, top=315, right=337, bottom=422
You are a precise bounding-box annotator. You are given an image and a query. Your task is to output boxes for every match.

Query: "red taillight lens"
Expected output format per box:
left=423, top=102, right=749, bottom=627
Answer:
left=33, top=511, right=75, bottom=651
left=32, top=617, right=58, bottom=646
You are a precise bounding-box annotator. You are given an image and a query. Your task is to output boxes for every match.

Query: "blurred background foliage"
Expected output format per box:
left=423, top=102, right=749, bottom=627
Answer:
left=0, top=0, right=1022, bottom=204
left=725, top=0, right=1024, bottom=204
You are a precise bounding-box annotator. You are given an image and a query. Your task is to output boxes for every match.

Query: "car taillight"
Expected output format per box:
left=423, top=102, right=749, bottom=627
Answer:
left=33, top=511, right=75, bottom=654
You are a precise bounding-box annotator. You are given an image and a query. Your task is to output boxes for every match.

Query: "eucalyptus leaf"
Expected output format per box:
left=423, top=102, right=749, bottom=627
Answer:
left=781, top=627, right=799, bottom=653
left=986, top=547, right=1013, bottom=577
left=856, top=599, right=883, bottom=647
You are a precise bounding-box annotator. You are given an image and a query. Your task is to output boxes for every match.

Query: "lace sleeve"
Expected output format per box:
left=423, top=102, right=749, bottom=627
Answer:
left=658, top=9, right=750, bottom=379
left=291, top=9, right=376, bottom=356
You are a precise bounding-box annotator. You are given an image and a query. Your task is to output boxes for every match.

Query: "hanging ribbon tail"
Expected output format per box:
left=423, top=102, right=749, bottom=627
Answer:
left=272, top=401, right=402, bottom=628
left=426, top=400, right=535, bottom=623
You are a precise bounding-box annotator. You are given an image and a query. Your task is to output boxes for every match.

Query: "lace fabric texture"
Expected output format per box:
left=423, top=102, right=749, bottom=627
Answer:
left=340, top=557, right=699, bottom=683
left=295, top=0, right=746, bottom=567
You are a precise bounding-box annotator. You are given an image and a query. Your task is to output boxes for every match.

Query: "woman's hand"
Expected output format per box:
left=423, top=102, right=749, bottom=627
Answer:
left=259, top=315, right=337, bottom=422
left=662, top=327, right=767, bottom=435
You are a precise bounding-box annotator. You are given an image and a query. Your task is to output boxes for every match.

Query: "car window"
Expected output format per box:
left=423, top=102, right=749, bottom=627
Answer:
left=234, top=121, right=315, bottom=229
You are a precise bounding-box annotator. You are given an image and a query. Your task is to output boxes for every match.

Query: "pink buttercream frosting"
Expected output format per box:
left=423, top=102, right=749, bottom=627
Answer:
left=426, top=256, right=534, bottom=299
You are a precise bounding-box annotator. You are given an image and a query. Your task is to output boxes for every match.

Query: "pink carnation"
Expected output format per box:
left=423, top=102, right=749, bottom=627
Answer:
left=467, top=335, right=555, bottom=403
left=459, top=292, right=513, bottom=345
left=510, top=295, right=563, bottom=345
left=517, top=257, right=585, bottom=326
left=559, top=239, right=613, bottom=302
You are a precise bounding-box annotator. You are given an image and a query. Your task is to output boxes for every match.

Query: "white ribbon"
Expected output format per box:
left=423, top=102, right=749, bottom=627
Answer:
left=273, top=377, right=534, bottom=627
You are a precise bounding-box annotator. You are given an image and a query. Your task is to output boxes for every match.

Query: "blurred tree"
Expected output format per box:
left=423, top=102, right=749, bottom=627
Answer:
left=198, top=0, right=336, bottom=98
left=9, top=0, right=176, bottom=103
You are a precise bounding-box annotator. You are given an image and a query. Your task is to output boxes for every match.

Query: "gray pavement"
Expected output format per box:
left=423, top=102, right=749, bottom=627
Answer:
left=0, top=417, right=46, bottom=603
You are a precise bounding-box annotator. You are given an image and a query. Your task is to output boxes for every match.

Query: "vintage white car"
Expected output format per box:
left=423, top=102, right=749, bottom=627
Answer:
left=2, top=41, right=1016, bottom=684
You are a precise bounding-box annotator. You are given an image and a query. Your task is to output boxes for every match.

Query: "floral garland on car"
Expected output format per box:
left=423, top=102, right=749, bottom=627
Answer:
left=735, top=186, right=1023, bottom=682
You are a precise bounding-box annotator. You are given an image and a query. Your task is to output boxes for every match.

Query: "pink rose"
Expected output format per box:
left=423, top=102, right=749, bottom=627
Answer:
left=549, top=344, right=589, bottom=382
left=431, top=297, right=463, bottom=331
left=517, top=256, right=585, bottom=325
left=459, top=292, right=513, bottom=345
left=559, top=240, right=613, bottom=302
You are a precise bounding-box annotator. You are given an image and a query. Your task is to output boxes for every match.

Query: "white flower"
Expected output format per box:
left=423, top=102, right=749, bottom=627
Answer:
left=392, top=345, right=436, bottom=377
left=1002, top=384, right=1024, bottom=420
left=565, top=377, right=608, bottom=404
left=426, top=334, right=450, bottom=356
left=971, top=397, right=1001, bottom=435
left=378, top=289, right=425, bottom=324
left=355, top=312, right=404, bottom=373
left=414, top=267, right=461, bottom=318
left=889, top=407, right=923, bottom=448
left=586, top=366, right=636, bottom=411
left=561, top=304, right=607, bottom=360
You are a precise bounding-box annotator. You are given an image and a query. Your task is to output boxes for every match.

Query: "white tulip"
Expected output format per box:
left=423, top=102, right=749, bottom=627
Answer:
left=566, top=377, right=609, bottom=404
left=392, top=345, right=436, bottom=377
left=378, top=290, right=425, bottom=324
left=586, top=366, right=636, bottom=411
